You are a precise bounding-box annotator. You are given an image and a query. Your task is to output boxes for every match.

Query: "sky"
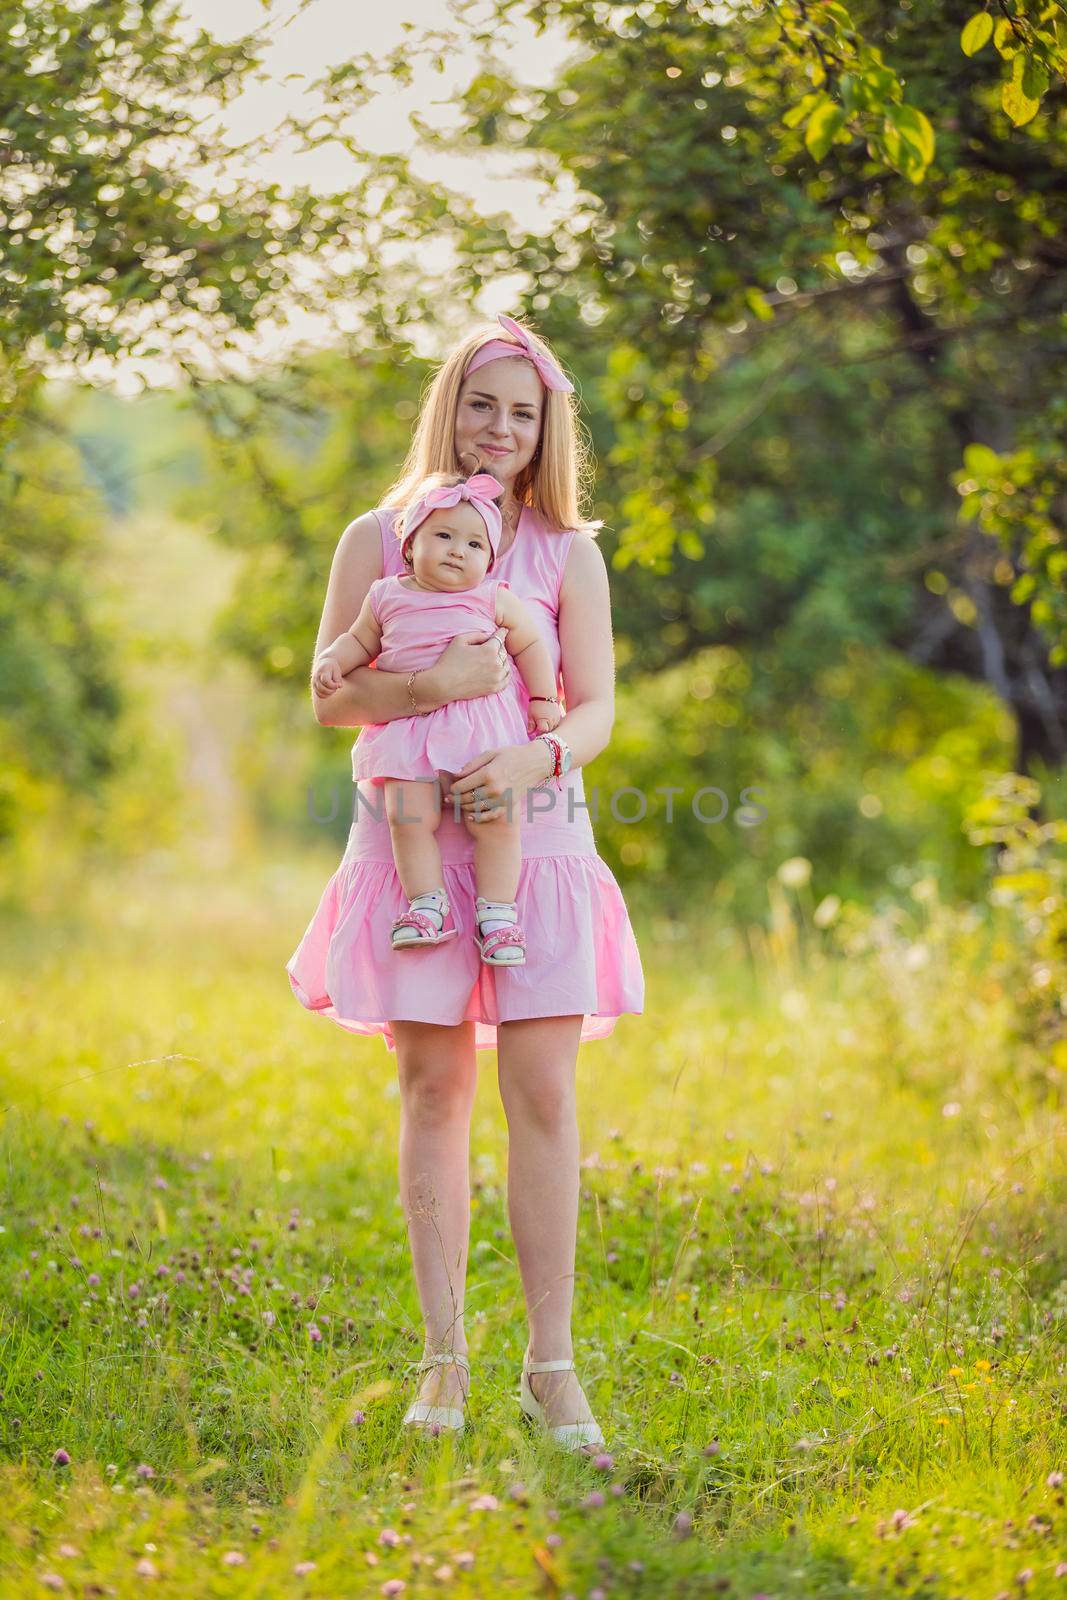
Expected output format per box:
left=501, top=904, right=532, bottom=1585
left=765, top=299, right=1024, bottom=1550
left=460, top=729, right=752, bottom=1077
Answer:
left=80, top=0, right=581, bottom=390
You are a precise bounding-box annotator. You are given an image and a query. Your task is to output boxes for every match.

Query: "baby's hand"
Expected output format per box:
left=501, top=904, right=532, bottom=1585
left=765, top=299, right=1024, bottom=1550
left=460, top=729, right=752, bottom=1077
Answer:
left=527, top=697, right=562, bottom=734
left=312, top=655, right=344, bottom=697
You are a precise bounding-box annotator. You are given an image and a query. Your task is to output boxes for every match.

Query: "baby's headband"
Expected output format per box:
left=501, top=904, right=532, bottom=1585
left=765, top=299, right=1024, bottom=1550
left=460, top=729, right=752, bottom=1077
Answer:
left=400, top=472, right=506, bottom=558
left=463, top=312, right=574, bottom=394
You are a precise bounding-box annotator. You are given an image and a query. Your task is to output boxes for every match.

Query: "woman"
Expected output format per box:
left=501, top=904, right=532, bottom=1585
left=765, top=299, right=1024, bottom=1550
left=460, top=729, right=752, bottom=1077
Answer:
left=286, top=312, right=645, bottom=1450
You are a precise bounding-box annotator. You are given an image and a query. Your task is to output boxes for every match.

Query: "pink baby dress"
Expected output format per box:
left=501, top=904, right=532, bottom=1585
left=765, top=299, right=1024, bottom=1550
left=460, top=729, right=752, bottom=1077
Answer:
left=351, top=574, right=531, bottom=784
left=286, top=500, right=645, bottom=1054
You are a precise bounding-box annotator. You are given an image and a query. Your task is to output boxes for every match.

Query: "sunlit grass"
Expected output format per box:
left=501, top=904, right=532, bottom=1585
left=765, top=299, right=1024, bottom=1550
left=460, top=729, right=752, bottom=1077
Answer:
left=1, top=843, right=1064, bottom=1597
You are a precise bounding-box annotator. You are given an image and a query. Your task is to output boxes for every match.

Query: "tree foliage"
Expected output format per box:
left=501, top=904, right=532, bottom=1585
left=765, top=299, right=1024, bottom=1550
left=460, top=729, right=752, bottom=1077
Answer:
left=286, top=0, right=1066, bottom=769
left=0, top=0, right=375, bottom=374
left=0, top=0, right=378, bottom=848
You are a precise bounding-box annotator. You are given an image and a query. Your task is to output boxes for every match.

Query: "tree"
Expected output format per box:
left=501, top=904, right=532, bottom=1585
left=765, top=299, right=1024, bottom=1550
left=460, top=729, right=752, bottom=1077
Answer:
left=293, top=0, right=1067, bottom=773
left=0, top=0, right=381, bottom=845
left=1, top=0, right=386, bottom=377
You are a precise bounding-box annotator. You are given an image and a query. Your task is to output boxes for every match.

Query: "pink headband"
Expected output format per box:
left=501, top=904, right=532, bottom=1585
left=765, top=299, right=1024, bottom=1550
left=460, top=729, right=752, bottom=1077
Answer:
left=464, top=312, right=574, bottom=394
left=400, top=472, right=505, bottom=559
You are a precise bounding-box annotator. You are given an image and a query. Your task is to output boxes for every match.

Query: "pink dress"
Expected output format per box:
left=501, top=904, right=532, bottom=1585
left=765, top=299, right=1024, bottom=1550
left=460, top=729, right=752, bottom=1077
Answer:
left=286, top=502, right=645, bottom=1054
left=352, top=574, right=530, bottom=783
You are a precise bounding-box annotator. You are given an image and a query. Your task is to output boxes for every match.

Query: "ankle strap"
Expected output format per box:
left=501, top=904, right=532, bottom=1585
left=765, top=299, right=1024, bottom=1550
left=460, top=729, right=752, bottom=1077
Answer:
left=526, top=1355, right=575, bottom=1374
left=417, top=1350, right=470, bottom=1373
left=476, top=899, right=517, bottom=924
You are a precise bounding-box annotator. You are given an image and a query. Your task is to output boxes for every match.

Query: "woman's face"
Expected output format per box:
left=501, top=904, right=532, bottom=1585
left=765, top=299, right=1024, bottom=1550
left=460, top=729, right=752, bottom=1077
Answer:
left=455, top=357, right=544, bottom=487
left=407, top=502, right=493, bottom=589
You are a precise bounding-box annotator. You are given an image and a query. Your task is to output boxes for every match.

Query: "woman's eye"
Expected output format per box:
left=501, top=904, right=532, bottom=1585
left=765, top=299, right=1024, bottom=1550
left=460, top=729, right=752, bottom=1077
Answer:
left=471, top=401, right=533, bottom=419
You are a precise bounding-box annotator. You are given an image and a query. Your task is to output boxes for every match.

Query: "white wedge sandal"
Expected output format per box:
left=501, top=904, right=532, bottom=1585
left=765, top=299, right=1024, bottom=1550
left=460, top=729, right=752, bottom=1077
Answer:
left=401, top=1349, right=470, bottom=1435
left=518, top=1344, right=606, bottom=1452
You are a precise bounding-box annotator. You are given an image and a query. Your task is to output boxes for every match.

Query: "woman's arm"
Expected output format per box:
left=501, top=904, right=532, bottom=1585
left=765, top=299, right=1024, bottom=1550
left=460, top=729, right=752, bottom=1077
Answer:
left=310, top=512, right=510, bottom=728
left=550, top=531, right=616, bottom=769
left=446, top=533, right=617, bottom=816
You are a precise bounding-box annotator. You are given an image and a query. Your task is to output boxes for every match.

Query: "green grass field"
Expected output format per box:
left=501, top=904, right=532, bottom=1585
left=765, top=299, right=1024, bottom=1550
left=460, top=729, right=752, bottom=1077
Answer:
left=1, top=844, right=1064, bottom=1597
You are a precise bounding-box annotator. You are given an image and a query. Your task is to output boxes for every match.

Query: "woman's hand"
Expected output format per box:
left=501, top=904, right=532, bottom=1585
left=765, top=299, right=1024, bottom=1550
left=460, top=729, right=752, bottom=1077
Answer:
left=447, top=741, right=555, bottom=823
left=426, top=631, right=512, bottom=707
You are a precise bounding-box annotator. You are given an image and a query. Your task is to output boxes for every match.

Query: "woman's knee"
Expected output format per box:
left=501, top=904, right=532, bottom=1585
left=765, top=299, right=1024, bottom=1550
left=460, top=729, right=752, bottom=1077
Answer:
left=394, top=1023, right=477, bottom=1122
left=497, top=1018, right=581, bottom=1130
left=500, top=1069, right=577, bottom=1133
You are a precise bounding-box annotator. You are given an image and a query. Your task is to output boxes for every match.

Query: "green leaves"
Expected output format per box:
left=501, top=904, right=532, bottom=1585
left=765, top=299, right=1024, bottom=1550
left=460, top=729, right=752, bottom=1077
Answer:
left=779, top=0, right=1065, bottom=179
left=1, top=0, right=382, bottom=376
left=1002, top=50, right=1042, bottom=125
left=804, top=97, right=847, bottom=160
left=777, top=7, right=937, bottom=181
left=881, top=102, right=936, bottom=182
left=960, top=3, right=1065, bottom=124
left=955, top=424, right=1067, bottom=666
left=960, top=12, right=993, bottom=56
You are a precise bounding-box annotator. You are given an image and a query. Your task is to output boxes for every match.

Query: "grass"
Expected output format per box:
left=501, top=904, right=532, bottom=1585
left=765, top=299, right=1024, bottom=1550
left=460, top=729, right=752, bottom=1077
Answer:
left=0, top=840, right=1065, bottom=1598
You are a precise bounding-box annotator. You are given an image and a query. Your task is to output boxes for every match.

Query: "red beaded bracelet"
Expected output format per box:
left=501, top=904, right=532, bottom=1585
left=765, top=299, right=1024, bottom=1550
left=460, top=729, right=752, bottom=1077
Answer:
left=535, top=732, right=564, bottom=790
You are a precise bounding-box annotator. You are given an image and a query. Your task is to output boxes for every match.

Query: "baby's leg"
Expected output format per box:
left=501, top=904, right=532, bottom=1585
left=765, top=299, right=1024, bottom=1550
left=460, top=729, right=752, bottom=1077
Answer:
left=384, top=778, right=445, bottom=899
left=463, top=809, right=525, bottom=960
left=463, top=807, right=522, bottom=904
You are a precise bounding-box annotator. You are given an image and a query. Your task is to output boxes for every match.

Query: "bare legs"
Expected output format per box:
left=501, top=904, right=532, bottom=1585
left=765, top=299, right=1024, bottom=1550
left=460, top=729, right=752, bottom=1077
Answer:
left=391, top=1006, right=592, bottom=1430
left=385, top=778, right=522, bottom=904
left=461, top=802, right=522, bottom=903
left=496, top=1015, right=596, bottom=1429
left=393, top=1019, right=478, bottom=1414
left=385, top=778, right=446, bottom=898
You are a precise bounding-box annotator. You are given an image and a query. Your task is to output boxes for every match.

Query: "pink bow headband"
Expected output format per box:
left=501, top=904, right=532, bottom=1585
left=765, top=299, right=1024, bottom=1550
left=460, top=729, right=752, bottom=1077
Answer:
left=463, top=312, right=574, bottom=394
left=400, top=472, right=505, bottom=558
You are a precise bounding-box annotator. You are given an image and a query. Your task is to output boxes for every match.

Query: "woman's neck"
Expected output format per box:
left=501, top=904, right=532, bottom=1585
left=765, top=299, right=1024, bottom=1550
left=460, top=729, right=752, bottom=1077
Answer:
left=496, top=483, right=523, bottom=549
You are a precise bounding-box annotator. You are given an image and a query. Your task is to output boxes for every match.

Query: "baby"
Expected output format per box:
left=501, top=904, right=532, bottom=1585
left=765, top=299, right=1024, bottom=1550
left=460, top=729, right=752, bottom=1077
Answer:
left=311, top=470, right=562, bottom=966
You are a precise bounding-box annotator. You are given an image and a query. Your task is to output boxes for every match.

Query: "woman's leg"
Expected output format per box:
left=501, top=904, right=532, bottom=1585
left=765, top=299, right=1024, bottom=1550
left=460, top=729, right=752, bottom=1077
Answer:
left=385, top=778, right=445, bottom=899
left=392, top=1018, right=478, bottom=1412
left=496, top=1015, right=597, bottom=1429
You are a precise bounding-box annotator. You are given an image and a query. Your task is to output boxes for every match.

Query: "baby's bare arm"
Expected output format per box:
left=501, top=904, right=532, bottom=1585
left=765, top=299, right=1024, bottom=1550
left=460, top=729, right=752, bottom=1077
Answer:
left=496, top=589, right=558, bottom=706
left=312, top=595, right=382, bottom=696
left=325, top=596, right=381, bottom=669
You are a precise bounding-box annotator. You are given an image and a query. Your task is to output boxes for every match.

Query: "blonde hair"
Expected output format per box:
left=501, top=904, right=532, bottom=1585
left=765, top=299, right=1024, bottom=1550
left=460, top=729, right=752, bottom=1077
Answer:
left=398, top=469, right=503, bottom=572
left=379, top=316, right=602, bottom=538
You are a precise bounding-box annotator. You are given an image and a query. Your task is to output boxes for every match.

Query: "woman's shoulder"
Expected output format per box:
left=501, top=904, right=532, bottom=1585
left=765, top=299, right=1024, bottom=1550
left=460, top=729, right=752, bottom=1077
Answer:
left=558, top=524, right=609, bottom=600
left=333, top=507, right=393, bottom=568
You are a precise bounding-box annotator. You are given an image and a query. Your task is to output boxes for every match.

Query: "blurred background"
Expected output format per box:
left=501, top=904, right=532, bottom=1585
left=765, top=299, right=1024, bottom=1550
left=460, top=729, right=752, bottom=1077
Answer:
left=2, top=0, right=1066, bottom=1053
left=2, top=1, right=1067, bottom=1584
left=3, top=0, right=1065, bottom=999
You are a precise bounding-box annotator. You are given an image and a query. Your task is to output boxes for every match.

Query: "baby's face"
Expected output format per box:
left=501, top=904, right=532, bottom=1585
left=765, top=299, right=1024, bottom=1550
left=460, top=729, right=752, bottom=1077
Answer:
left=410, top=501, right=493, bottom=589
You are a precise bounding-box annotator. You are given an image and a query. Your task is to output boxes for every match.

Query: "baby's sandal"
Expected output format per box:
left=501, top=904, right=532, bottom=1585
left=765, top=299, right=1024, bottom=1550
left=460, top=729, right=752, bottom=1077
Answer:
left=473, top=898, right=526, bottom=966
left=392, top=891, right=459, bottom=950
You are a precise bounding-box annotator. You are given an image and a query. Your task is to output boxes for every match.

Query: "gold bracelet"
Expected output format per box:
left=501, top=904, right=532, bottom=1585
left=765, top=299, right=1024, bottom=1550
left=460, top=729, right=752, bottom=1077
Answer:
left=407, top=670, right=426, bottom=716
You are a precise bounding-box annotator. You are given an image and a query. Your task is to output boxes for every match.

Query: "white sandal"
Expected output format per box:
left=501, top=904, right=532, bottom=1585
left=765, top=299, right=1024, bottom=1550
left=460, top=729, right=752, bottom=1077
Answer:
left=519, top=1344, right=605, bottom=1452
left=473, top=897, right=526, bottom=966
left=391, top=889, right=459, bottom=951
left=401, top=1350, right=470, bottom=1435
